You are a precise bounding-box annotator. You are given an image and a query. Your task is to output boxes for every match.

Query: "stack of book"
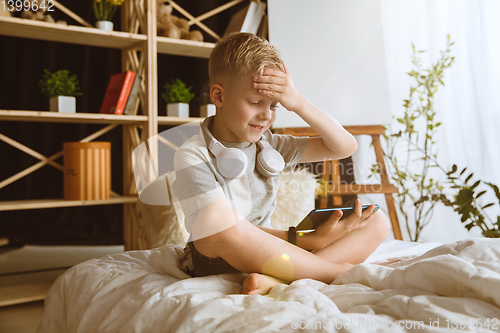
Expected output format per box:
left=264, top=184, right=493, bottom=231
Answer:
left=99, top=71, right=142, bottom=115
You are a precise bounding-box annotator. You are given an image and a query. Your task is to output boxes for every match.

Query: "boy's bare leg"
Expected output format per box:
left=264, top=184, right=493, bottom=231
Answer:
left=193, top=205, right=353, bottom=288
left=238, top=211, right=390, bottom=295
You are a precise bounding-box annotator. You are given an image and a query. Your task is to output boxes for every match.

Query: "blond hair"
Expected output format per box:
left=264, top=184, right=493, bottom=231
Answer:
left=209, top=32, right=284, bottom=85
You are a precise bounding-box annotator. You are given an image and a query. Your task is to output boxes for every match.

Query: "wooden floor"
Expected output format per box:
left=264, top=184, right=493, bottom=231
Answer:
left=0, top=244, right=124, bottom=333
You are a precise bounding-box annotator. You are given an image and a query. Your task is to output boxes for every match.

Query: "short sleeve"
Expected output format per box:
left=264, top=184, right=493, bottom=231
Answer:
left=172, top=144, right=225, bottom=232
left=269, top=133, right=309, bottom=171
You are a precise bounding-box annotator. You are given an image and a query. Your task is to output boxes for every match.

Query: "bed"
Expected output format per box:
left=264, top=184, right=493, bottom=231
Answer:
left=36, top=237, right=500, bottom=332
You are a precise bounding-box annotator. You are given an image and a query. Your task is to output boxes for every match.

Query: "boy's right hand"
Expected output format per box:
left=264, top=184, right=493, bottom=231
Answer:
left=253, top=64, right=307, bottom=113
left=312, top=199, right=376, bottom=248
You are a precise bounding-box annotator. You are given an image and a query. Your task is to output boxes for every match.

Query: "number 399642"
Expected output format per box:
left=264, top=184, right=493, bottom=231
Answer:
left=2, top=0, right=55, bottom=12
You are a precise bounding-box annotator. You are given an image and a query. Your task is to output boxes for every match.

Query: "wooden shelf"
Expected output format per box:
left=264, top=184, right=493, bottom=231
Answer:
left=157, top=116, right=204, bottom=126
left=0, top=17, right=215, bottom=58
left=0, top=196, right=139, bottom=211
left=157, top=36, right=213, bottom=58
left=0, top=283, right=53, bottom=307
left=0, top=16, right=146, bottom=49
left=0, top=110, right=205, bottom=126
left=0, top=110, right=148, bottom=124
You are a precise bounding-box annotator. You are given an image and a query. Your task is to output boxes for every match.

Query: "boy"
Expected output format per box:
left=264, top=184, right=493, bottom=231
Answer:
left=173, top=32, right=390, bottom=295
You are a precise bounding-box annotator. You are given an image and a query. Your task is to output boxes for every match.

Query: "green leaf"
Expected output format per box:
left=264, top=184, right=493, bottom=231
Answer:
left=447, top=164, right=458, bottom=175
left=162, top=78, right=194, bottom=104
left=475, top=191, right=487, bottom=199
left=460, top=167, right=467, bottom=176
left=465, top=173, right=474, bottom=184
left=471, top=180, right=481, bottom=190
left=38, top=69, right=83, bottom=98
left=482, top=203, right=495, bottom=209
left=482, top=229, right=500, bottom=238
left=485, top=182, right=500, bottom=202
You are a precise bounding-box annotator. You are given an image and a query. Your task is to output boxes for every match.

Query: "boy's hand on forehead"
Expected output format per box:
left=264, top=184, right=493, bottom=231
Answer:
left=253, top=65, right=306, bottom=113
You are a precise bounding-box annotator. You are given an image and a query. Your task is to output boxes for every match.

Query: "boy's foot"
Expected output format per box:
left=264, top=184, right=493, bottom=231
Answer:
left=241, top=273, right=288, bottom=295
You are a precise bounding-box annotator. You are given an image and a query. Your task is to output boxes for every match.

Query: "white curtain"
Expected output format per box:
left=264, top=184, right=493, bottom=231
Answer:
left=353, top=0, right=500, bottom=242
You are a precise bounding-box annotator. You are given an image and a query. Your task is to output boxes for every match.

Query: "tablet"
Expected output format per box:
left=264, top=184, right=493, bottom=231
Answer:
left=296, top=204, right=379, bottom=231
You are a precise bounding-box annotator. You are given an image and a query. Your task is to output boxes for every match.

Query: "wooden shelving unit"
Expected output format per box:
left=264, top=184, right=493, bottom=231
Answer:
left=0, top=0, right=244, bottom=307
left=0, top=12, right=211, bottom=220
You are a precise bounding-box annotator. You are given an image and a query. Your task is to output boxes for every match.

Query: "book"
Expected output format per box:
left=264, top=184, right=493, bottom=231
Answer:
left=123, top=75, right=142, bottom=115
left=247, top=2, right=266, bottom=34
left=224, top=1, right=266, bottom=36
left=99, top=71, right=136, bottom=115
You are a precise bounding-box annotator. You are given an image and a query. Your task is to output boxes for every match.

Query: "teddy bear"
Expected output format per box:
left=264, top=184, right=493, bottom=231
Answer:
left=20, top=0, right=67, bottom=25
left=21, top=7, right=55, bottom=23
left=156, top=0, right=203, bottom=42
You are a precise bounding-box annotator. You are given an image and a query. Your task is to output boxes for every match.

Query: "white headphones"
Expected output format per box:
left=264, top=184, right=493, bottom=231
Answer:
left=200, top=116, right=285, bottom=179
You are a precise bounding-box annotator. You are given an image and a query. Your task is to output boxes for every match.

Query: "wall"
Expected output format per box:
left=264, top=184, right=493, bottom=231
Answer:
left=268, top=0, right=392, bottom=128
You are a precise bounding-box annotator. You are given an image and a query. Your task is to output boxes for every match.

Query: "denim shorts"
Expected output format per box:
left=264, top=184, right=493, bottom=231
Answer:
left=188, top=241, right=242, bottom=277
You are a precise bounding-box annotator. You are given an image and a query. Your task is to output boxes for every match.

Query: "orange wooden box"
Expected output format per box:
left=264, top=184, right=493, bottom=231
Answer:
left=63, top=142, right=111, bottom=200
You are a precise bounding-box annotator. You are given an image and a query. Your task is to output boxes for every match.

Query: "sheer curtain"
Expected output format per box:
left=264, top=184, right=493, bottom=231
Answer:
left=353, top=0, right=500, bottom=242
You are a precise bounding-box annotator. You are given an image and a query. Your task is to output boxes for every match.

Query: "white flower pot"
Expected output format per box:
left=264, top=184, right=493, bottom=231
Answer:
left=50, top=96, right=76, bottom=113
left=200, top=104, right=216, bottom=117
left=96, top=20, right=113, bottom=31
left=167, top=103, right=189, bottom=118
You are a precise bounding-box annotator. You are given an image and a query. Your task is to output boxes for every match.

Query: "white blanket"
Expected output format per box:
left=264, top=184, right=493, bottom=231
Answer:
left=37, top=238, right=500, bottom=332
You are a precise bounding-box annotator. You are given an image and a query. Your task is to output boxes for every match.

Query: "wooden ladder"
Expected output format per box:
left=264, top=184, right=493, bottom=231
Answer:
left=274, top=125, right=402, bottom=240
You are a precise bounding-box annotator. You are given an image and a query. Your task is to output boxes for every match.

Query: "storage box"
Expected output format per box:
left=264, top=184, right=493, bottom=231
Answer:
left=64, top=142, right=111, bottom=200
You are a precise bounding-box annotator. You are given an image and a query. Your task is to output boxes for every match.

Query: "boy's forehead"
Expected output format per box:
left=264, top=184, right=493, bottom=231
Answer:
left=228, top=75, right=256, bottom=90
left=220, top=74, right=254, bottom=90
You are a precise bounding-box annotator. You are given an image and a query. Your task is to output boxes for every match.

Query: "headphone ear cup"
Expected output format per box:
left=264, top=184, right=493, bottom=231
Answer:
left=255, top=157, right=275, bottom=177
left=216, top=147, right=248, bottom=179
left=256, top=146, right=285, bottom=177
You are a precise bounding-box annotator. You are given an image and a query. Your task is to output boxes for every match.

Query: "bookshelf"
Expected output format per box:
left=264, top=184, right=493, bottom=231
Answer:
left=0, top=0, right=246, bottom=251
left=0, top=0, right=248, bottom=307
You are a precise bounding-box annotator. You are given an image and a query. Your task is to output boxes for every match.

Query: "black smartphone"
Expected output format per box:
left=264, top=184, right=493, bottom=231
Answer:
left=296, top=204, right=379, bottom=231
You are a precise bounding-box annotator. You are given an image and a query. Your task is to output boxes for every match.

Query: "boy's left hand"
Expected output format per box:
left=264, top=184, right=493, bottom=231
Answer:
left=253, top=65, right=306, bottom=112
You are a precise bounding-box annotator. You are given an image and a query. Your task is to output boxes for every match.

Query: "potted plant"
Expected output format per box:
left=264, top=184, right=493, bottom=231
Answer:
left=162, top=78, right=194, bottom=118
left=38, top=69, right=83, bottom=114
left=198, top=80, right=215, bottom=118
left=92, top=0, right=125, bottom=31
left=372, top=35, right=500, bottom=240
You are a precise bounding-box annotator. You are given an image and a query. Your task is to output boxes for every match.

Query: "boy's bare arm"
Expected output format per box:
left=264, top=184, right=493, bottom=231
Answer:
left=192, top=195, right=376, bottom=254
left=253, top=67, right=358, bottom=163
left=192, top=196, right=353, bottom=283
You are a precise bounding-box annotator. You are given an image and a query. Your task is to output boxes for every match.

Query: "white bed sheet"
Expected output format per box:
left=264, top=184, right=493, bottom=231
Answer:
left=364, top=239, right=443, bottom=264
left=37, top=238, right=500, bottom=332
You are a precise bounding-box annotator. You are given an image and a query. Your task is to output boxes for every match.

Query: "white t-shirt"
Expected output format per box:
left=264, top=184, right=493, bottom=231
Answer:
left=172, top=129, right=309, bottom=235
